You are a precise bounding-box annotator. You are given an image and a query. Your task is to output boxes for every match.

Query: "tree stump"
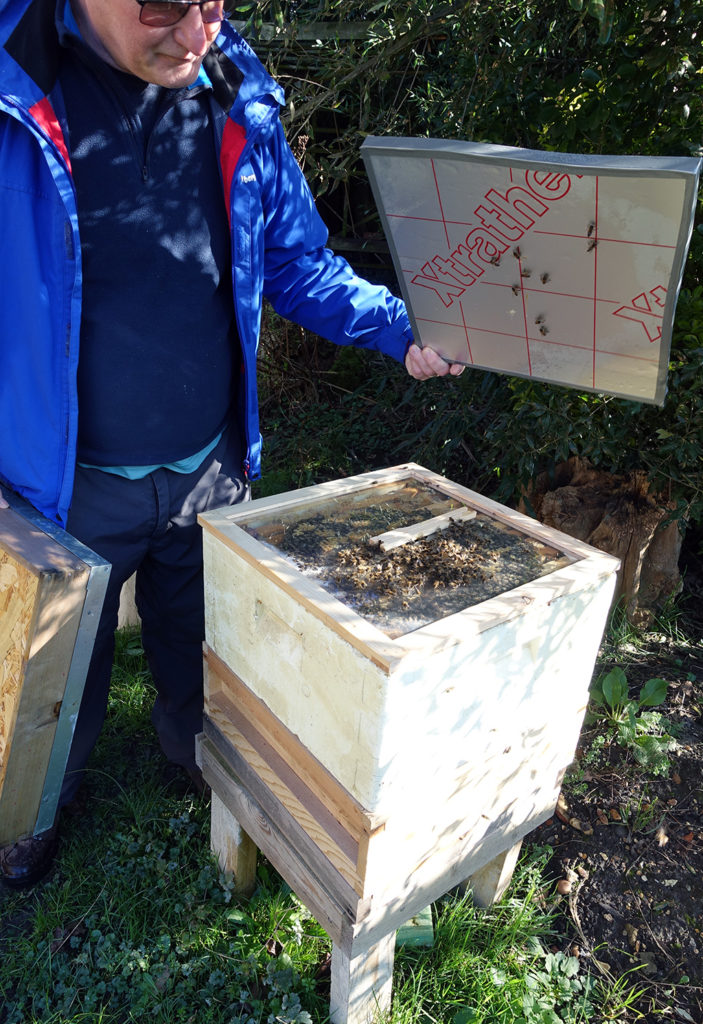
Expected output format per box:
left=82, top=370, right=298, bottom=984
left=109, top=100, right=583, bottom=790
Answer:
left=522, top=457, right=682, bottom=626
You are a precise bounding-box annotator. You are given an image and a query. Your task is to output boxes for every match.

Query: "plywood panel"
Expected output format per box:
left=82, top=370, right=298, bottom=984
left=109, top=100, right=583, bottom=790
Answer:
left=202, top=530, right=391, bottom=802
left=203, top=645, right=383, bottom=838
left=0, top=553, right=39, bottom=791
left=0, top=500, right=109, bottom=843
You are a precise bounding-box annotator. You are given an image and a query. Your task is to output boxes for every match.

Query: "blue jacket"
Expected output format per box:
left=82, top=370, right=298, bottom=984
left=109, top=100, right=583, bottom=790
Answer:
left=0, top=0, right=412, bottom=525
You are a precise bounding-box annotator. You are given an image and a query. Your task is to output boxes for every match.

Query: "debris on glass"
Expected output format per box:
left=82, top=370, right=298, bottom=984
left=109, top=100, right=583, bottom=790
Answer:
left=241, top=480, right=570, bottom=637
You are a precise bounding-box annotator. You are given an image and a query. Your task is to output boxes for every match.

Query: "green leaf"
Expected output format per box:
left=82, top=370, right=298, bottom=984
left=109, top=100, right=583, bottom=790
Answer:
left=639, top=677, right=669, bottom=707
left=563, top=956, right=580, bottom=977
left=452, top=1009, right=479, bottom=1024
left=589, top=678, right=605, bottom=706
left=581, top=68, right=601, bottom=84
left=225, top=908, right=251, bottom=925
left=601, top=667, right=628, bottom=711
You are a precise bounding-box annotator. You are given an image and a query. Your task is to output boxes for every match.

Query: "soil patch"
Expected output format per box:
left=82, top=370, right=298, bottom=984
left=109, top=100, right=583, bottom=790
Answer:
left=527, top=533, right=703, bottom=1021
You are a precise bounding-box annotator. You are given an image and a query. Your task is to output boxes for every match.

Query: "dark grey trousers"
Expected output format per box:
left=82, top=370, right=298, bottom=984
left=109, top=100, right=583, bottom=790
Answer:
left=60, top=425, right=248, bottom=808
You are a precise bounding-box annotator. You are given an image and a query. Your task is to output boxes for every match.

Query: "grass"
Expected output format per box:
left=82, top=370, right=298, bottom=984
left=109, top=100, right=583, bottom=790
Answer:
left=0, top=628, right=654, bottom=1024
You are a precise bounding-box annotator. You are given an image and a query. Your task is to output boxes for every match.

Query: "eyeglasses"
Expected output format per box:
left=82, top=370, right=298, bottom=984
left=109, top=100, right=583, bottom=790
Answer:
left=136, top=0, right=225, bottom=27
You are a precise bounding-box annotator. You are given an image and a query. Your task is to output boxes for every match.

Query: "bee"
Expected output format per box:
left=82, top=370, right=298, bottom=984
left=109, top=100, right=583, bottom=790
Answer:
left=513, top=246, right=521, bottom=259
left=540, top=272, right=550, bottom=284
left=521, top=268, right=532, bottom=277
left=489, top=254, right=501, bottom=266
left=534, top=314, right=545, bottom=325
left=587, top=222, right=596, bottom=238
left=587, top=239, right=597, bottom=252
left=511, top=283, right=520, bottom=295
left=539, top=324, right=549, bottom=336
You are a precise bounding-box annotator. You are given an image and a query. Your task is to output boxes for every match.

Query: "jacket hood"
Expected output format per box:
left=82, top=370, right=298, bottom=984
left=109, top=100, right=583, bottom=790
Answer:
left=204, top=21, right=284, bottom=136
left=0, top=0, right=62, bottom=103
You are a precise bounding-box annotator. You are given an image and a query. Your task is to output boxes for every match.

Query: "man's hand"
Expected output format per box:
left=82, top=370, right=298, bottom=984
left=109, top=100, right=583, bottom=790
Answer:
left=405, top=343, right=465, bottom=381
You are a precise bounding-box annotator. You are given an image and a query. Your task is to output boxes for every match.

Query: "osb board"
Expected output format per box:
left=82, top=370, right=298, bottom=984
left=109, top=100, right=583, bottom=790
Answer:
left=0, top=552, right=39, bottom=789
left=0, top=508, right=90, bottom=843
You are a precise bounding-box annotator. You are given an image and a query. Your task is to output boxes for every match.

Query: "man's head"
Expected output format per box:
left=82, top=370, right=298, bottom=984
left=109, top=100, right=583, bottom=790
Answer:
left=70, top=0, right=224, bottom=87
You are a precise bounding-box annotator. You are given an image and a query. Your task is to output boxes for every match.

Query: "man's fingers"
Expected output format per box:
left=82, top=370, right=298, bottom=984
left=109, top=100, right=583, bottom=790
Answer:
left=405, top=344, right=464, bottom=380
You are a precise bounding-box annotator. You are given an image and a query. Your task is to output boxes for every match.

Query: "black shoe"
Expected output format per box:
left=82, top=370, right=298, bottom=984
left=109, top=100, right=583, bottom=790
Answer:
left=0, top=824, right=60, bottom=889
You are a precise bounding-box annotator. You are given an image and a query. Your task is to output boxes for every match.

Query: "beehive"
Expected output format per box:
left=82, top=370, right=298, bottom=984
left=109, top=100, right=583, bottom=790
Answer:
left=0, top=492, right=109, bottom=844
left=197, top=464, right=619, bottom=1023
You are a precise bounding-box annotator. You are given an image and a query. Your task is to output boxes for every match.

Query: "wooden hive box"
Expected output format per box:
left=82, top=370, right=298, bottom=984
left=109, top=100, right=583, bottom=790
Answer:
left=197, top=464, right=619, bottom=1022
left=0, top=492, right=109, bottom=844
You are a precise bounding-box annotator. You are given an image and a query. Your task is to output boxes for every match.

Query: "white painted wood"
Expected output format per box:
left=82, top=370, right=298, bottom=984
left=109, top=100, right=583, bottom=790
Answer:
left=330, top=932, right=395, bottom=1024
left=210, top=791, right=258, bottom=895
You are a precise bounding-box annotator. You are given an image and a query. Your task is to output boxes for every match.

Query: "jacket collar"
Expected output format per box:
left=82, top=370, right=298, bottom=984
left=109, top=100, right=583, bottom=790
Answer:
left=1, top=0, right=283, bottom=130
left=0, top=0, right=62, bottom=102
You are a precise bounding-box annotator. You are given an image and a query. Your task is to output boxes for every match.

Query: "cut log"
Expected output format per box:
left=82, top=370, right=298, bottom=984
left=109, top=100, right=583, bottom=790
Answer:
left=523, top=457, right=682, bottom=625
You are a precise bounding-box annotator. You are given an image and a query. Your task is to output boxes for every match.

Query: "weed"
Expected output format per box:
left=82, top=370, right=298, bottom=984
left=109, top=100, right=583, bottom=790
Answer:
left=588, top=668, right=678, bottom=776
left=390, top=847, right=603, bottom=1024
left=617, top=794, right=662, bottom=834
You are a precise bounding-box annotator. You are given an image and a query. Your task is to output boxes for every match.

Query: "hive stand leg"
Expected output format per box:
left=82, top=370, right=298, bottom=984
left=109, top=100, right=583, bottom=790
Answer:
left=210, top=790, right=258, bottom=895
left=330, top=931, right=396, bottom=1024
left=465, top=840, right=523, bottom=908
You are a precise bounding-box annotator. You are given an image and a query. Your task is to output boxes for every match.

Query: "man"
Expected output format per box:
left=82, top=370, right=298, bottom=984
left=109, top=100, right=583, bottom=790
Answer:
left=0, top=0, right=462, bottom=888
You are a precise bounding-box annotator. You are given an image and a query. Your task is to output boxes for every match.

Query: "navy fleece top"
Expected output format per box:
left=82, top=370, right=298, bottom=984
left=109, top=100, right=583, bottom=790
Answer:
left=57, top=21, right=238, bottom=468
